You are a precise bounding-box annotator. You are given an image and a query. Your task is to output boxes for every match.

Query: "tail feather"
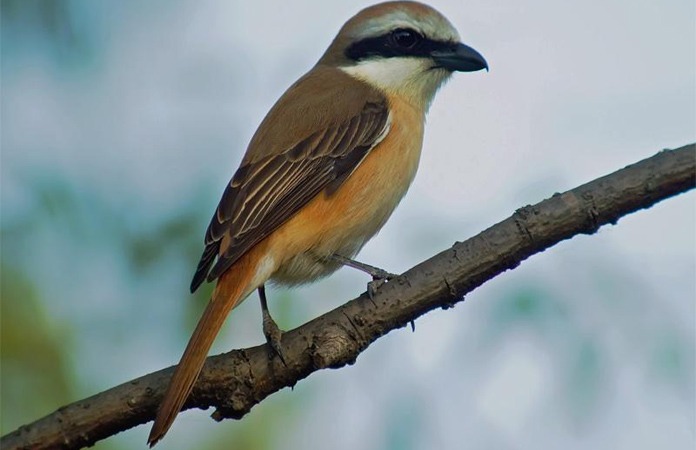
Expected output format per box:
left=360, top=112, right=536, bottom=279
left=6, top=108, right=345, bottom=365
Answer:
left=148, top=264, right=254, bottom=446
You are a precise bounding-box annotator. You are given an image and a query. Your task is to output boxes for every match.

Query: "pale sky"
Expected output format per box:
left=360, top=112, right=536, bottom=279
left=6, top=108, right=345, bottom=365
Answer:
left=2, top=1, right=694, bottom=449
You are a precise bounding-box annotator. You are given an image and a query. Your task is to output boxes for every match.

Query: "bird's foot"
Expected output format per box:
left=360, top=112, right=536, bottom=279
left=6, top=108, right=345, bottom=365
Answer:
left=258, top=285, right=287, bottom=365
left=329, top=253, right=397, bottom=300
left=366, top=271, right=397, bottom=300
left=330, top=254, right=397, bottom=281
left=262, top=309, right=287, bottom=366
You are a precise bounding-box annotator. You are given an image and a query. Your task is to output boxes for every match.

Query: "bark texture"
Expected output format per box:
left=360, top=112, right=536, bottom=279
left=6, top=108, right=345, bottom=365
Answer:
left=2, top=143, right=694, bottom=450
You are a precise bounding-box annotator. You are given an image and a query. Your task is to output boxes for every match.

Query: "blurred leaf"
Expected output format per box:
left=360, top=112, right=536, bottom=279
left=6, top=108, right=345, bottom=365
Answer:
left=0, top=266, right=74, bottom=433
left=649, top=331, right=694, bottom=392
left=487, top=286, right=569, bottom=334
left=384, top=396, right=421, bottom=450
left=564, top=338, right=604, bottom=424
left=126, top=214, right=201, bottom=272
left=1, top=0, right=96, bottom=68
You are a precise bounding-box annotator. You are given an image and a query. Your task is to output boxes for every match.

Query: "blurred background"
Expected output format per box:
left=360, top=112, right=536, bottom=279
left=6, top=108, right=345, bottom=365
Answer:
left=1, top=1, right=694, bottom=449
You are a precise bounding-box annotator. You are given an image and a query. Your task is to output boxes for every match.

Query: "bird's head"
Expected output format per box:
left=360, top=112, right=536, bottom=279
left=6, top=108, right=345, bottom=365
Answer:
left=320, top=1, right=488, bottom=110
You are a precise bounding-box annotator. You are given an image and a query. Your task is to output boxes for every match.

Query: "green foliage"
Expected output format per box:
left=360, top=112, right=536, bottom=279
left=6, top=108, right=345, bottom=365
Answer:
left=0, top=267, right=73, bottom=434
left=1, top=0, right=97, bottom=69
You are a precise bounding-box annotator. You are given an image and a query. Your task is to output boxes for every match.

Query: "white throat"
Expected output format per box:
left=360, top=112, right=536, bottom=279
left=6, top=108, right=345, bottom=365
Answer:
left=339, top=57, right=452, bottom=111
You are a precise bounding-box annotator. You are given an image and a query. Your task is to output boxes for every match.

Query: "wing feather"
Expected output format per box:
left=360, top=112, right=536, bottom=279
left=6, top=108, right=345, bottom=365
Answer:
left=190, top=72, right=390, bottom=292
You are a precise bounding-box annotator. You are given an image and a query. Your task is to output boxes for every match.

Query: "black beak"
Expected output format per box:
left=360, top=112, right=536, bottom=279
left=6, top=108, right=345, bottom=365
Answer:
left=431, top=42, right=488, bottom=72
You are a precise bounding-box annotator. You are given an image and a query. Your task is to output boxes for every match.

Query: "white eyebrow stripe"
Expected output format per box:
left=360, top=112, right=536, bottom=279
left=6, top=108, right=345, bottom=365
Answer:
left=347, top=10, right=460, bottom=43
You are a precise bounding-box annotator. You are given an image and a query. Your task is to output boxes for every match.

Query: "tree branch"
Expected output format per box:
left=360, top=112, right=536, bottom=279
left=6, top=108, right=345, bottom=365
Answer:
left=3, top=144, right=694, bottom=450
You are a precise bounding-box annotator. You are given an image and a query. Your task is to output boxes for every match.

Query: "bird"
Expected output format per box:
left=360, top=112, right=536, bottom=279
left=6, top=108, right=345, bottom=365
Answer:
left=148, top=1, right=487, bottom=445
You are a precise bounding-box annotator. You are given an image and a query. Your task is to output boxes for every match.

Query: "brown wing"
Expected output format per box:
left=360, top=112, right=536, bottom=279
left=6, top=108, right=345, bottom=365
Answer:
left=190, top=91, right=389, bottom=292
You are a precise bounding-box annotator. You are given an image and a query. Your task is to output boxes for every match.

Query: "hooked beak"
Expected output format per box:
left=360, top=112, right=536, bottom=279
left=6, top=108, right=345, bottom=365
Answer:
left=431, top=42, right=488, bottom=72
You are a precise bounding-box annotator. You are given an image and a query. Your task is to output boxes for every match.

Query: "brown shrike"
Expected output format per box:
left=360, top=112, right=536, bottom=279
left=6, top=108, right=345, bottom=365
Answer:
left=148, top=1, right=487, bottom=444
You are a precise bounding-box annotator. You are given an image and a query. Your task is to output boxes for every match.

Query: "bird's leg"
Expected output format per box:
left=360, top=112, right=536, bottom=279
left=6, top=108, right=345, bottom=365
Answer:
left=330, top=253, right=396, bottom=280
left=258, top=285, right=286, bottom=365
left=329, top=253, right=398, bottom=299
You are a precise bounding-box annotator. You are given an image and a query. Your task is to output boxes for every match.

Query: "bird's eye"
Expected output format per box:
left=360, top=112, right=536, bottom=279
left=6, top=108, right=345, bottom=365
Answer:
left=390, top=28, right=421, bottom=49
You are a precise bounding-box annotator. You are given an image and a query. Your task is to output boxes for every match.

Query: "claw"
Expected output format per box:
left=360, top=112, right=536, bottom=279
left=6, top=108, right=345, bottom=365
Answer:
left=258, top=285, right=287, bottom=366
left=330, top=254, right=397, bottom=280
left=371, top=268, right=398, bottom=281
left=262, top=311, right=287, bottom=366
left=367, top=278, right=385, bottom=301
left=328, top=253, right=397, bottom=302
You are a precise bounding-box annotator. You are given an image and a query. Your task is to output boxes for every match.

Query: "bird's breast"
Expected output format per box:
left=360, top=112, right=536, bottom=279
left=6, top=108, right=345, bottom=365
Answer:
left=269, top=96, right=425, bottom=285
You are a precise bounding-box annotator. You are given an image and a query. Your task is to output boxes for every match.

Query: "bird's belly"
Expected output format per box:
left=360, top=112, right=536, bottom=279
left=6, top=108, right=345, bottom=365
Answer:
left=269, top=101, right=424, bottom=285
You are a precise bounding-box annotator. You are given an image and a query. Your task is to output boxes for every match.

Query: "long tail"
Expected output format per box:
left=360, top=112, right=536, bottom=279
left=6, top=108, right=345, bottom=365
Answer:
left=147, top=257, right=257, bottom=446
